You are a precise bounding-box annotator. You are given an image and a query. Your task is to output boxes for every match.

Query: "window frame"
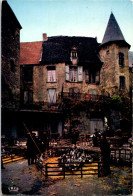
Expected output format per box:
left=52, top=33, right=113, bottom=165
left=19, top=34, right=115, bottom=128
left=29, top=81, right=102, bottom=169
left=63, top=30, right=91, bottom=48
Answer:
left=47, top=66, right=56, bottom=83
left=65, top=65, right=83, bottom=83
left=10, top=59, right=16, bottom=72
left=23, top=66, right=33, bottom=83
left=119, top=76, right=125, bottom=89
left=23, top=90, right=33, bottom=105
left=85, top=69, right=100, bottom=84
left=119, top=52, right=124, bottom=67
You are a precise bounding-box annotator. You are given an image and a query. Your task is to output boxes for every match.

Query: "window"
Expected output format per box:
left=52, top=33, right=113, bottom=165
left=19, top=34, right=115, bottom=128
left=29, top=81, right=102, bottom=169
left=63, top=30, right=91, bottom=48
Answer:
left=47, top=66, right=56, bottom=82
left=106, top=50, right=109, bottom=55
left=69, top=87, right=80, bottom=99
left=70, top=67, right=77, bottom=82
left=47, top=89, right=56, bottom=104
left=24, top=90, right=33, bottom=104
left=95, top=71, right=100, bottom=84
left=65, top=65, right=83, bottom=82
left=10, top=59, right=16, bottom=72
left=120, top=76, right=125, bottom=89
left=23, top=67, right=33, bottom=82
left=85, top=69, right=100, bottom=84
left=90, top=119, right=103, bottom=134
left=72, top=52, right=77, bottom=58
left=71, top=46, right=78, bottom=59
left=119, top=52, right=124, bottom=67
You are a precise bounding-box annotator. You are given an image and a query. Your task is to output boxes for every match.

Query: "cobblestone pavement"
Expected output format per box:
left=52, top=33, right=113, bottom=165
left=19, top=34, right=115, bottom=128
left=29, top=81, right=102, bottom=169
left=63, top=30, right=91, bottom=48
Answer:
left=1, top=160, right=132, bottom=196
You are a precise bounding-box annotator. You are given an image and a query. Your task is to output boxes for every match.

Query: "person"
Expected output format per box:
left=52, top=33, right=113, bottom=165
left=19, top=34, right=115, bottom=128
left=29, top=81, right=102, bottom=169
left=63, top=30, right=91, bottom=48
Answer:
left=106, top=126, right=114, bottom=137
left=72, top=129, right=79, bottom=147
left=93, top=128, right=98, bottom=147
left=100, top=133, right=111, bottom=176
left=31, top=133, right=38, bottom=164
left=26, top=133, right=38, bottom=165
left=41, top=131, right=48, bottom=153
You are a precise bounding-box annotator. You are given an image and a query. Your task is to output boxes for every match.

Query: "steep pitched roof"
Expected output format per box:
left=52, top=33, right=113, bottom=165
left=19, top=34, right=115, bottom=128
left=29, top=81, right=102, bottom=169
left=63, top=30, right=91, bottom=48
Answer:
left=41, top=36, right=102, bottom=65
left=20, top=41, right=43, bottom=65
left=2, top=1, right=22, bottom=29
left=101, top=13, right=130, bottom=48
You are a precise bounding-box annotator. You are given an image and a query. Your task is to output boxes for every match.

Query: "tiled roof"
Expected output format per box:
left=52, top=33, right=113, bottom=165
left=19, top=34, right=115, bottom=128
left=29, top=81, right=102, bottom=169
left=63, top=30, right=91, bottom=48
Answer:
left=41, top=36, right=102, bottom=65
left=2, top=1, right=22, bottom=29
left=20, top=41, right=43, bottom=65
left=102, top=13, right=125, bottom=44
left=101, top=13, right=130, bottom=48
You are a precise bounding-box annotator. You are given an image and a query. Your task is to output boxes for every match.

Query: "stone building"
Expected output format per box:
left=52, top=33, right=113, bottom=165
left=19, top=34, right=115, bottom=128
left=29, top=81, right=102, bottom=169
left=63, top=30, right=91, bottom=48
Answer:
left=2, top=6, right=131, bottom=139
left=99, top=13, right=130, bottom=95
left=1, top=1, right=22, bottom=138
left=19, top=13, right=131, bottom=138
left=2, top=1, right=22, bottom=107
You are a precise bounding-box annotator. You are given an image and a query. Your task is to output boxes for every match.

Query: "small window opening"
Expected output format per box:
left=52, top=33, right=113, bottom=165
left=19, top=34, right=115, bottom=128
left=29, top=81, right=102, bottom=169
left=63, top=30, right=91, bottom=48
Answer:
left=10, top=60, right=16, bottom=72
left=119, top=52, right=124, bottom=67
left=120, top=76, right=125, bottom=89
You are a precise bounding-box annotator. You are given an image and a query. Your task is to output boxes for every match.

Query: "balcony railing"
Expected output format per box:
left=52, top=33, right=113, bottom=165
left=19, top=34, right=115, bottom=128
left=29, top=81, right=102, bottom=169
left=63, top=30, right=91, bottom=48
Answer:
left=20, top=100, right=63, bottom=112
left=60, top=92, right=106, bottom=102
left=2, top=93, right=110, bottom=112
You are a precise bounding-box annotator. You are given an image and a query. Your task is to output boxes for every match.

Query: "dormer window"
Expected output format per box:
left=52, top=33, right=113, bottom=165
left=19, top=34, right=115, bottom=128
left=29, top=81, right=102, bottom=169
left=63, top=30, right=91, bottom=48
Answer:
left=70, top=46, right=78, bottom=65
left=72, top=51, right=77, bottom=58
left=71, top=46, right=78, bottom=58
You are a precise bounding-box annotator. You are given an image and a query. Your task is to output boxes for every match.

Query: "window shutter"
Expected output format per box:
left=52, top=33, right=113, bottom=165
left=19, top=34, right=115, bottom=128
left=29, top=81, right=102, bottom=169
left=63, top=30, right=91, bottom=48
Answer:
left=48, top=89, right=56, bottom=103
left=52, top=70, right=56, bottom=82
left=85, top=69, right=89, bottom=83
left=78, top=66, right=83, bottom=82
left=24, top=91, right=28, bottom=104
left=95, top=70, right=100, bottom=84
left=65, top=65, right=69, bottom=81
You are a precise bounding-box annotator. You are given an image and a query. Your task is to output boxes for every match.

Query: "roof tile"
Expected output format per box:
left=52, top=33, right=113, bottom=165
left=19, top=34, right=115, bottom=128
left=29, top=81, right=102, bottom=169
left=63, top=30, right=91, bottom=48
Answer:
left=20, top=41, right=43, bottom=65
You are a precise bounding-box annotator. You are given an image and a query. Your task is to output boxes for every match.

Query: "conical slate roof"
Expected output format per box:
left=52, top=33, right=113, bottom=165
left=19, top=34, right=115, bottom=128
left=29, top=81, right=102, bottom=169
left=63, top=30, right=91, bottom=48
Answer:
left=102, top=13, right=125, bottom=45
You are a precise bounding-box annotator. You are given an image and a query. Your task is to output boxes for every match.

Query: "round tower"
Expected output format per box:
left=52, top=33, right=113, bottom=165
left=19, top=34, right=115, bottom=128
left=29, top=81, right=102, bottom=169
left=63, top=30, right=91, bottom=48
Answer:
left=99, top=13, right=130, bottom=95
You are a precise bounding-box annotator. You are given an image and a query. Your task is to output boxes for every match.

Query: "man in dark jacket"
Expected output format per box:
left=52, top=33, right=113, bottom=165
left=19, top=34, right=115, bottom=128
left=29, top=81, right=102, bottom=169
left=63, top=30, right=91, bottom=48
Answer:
left=100, top=133, right=111, bottom=176
left=27, top=133, right=38, bottom=165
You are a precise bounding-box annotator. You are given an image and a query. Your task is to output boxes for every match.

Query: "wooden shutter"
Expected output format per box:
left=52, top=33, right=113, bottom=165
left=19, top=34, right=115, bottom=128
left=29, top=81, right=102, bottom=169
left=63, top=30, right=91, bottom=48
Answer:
left=85, top=69, right=89, bottom=83
left=78, top=66, right=83, bottom=82
left=95, top=70, right=100, bottom=84
left=24, top=91, right=28, bottom=104
left=24, top=90, right=33, bottom=104
left=65, top=65, right=69, bottom=81
left=48, top=89, right=56, bottom=103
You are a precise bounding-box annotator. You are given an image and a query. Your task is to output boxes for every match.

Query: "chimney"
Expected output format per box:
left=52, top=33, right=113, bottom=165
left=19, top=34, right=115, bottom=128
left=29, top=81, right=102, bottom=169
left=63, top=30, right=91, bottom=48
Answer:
left=42, top=33, right=48, bottom=41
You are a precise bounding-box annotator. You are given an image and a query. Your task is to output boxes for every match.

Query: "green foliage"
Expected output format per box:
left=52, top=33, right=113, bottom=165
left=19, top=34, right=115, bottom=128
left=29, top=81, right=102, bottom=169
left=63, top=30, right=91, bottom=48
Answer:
left=111, top=95, right=122, bottom=105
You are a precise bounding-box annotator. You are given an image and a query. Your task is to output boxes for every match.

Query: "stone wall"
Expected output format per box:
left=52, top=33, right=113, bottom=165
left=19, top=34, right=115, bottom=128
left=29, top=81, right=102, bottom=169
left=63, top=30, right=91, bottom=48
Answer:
left=2, top=2, right=21, bottom=108
left=99, top=43, right=130, bottom=95
left=33, top=63, right=100, bottom=103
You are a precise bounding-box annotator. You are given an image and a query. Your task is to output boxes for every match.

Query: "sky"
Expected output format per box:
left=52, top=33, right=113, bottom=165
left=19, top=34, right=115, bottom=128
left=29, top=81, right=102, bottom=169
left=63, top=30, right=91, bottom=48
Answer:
left=7, top=0, right=133, bottom=51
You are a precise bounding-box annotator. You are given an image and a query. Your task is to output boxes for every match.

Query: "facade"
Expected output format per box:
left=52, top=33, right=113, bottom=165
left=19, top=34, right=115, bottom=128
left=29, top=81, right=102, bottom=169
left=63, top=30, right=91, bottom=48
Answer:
left=99, top=13, right=130, bottom=95
left=2, top=5, right=131, bottom=139
left=19, top=13, right=131, bottom=138
left=1, top=1, right=22, bottom=139
left=2, top=1, right=22, bottom=107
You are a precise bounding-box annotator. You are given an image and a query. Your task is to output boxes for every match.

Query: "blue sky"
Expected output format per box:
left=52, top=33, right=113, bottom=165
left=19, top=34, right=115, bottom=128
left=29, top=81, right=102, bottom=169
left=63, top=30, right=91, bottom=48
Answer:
left=7, top=0, right=133, bottom=50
